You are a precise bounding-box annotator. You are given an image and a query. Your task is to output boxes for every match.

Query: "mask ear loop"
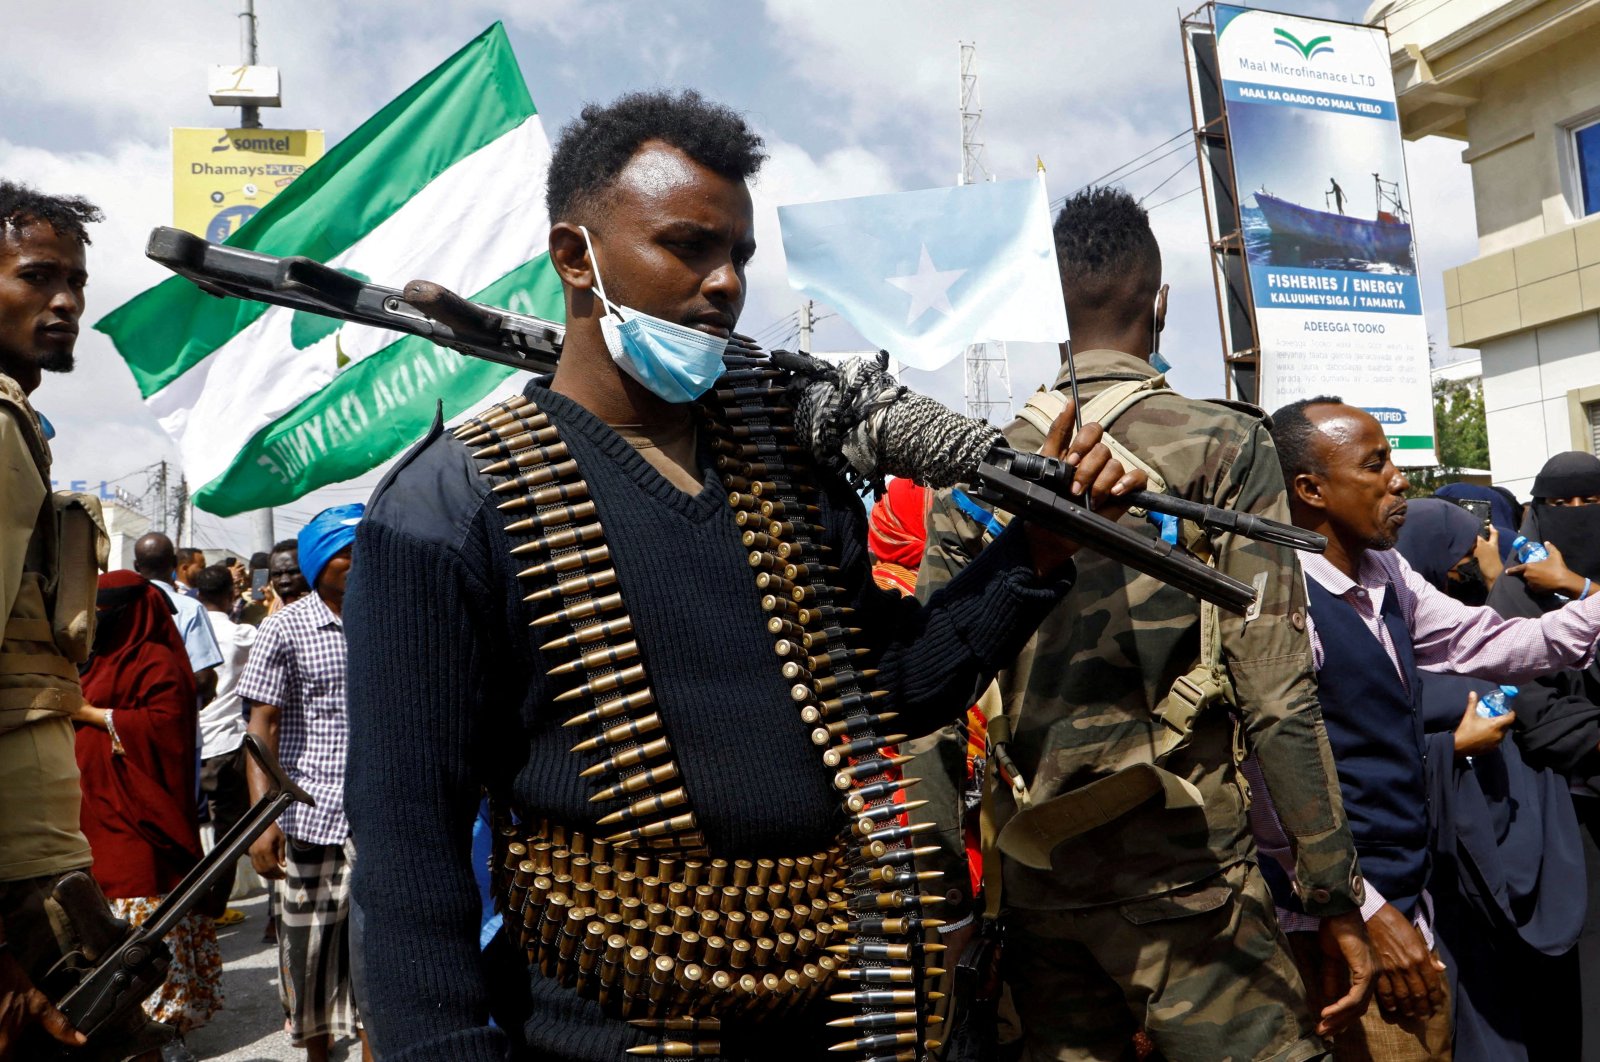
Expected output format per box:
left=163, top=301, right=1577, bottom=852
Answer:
left=578, top=225, right=618, bottom=314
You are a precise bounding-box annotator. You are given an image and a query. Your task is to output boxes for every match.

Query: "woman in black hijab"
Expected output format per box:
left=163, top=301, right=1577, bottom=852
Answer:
left=1397, top=500, right=1587, bottom=1061
left=1483, top=454, right=1600, bottom=1058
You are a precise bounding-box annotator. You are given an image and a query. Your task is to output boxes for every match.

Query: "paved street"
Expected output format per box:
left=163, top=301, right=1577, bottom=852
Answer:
left=181, top=888, right=363, bottom=1062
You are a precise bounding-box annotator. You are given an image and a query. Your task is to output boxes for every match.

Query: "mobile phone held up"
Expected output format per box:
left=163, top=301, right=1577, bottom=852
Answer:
left=1451, top=497, right=1494, bottom=540
left=251, top=568, right=269, bottom=602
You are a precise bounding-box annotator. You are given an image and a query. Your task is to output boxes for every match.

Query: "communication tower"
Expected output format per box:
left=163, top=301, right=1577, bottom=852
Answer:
left=958, top=42, right=1012, bottom=424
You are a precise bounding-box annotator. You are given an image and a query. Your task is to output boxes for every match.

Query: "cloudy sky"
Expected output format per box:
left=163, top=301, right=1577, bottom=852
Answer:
left=0, top=0, right=1477, bottom=549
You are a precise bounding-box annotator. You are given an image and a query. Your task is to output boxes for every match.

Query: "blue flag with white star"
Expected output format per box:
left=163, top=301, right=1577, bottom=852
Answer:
left=777, top=176, right=1068, bottom=370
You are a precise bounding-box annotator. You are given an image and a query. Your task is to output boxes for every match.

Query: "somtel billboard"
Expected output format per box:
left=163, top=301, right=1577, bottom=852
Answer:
left=1214, top=5, right=1436, bottom=465
left=172, top=127, right=324, bottom=243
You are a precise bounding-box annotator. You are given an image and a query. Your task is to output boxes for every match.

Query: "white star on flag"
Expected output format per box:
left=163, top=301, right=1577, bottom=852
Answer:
left=885, top=245, right=966, bottom=326
left=777, top=176, right=1068, bottom=370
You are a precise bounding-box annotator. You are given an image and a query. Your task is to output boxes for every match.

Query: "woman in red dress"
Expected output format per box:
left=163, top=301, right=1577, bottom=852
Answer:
left=73, top=570, right=221, bottom=1054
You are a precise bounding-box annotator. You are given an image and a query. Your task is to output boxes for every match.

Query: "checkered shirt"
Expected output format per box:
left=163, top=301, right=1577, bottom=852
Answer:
left=237, top=593, right=350, bottom=844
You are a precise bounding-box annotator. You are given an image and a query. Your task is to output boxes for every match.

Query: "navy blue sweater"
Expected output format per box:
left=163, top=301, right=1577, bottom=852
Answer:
left=344, top=382, right=1070, bottom=1061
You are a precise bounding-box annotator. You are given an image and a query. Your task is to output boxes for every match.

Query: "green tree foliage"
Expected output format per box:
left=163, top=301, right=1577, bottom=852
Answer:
left=1407, top=375, right=1489, bottom=495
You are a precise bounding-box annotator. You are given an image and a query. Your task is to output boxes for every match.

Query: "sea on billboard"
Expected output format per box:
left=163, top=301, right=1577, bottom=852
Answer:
left=172, top=127, right=326, bottom=243
left=1215, top=4, right=1437, bottom=465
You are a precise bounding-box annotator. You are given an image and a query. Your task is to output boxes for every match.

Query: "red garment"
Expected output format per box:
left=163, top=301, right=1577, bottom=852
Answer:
left=75, top=571, right=201, bottom=900
left=868, top=477, right=931, bottom=571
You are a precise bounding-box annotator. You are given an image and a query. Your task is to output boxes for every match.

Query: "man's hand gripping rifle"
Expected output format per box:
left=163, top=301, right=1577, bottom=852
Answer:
left=39, top=735, right=311, bottom=1061
left=144, top=226, right=1323, bottom=616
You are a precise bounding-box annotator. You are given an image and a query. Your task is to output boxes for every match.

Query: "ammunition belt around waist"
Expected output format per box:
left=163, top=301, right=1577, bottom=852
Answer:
left=492, top=819, right=845, bottom=1023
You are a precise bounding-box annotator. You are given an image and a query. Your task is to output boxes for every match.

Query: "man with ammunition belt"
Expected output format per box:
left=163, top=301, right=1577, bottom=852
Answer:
left=344, top=90, right=1141, bottom=1062
left=0, top=181, right=104, bottom=1059
left=918, top=187, right=1371, bottom=1061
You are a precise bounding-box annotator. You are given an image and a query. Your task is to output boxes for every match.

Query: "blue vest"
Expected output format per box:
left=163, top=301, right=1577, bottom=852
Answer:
left=1304, top=575, right=1429, bottom=916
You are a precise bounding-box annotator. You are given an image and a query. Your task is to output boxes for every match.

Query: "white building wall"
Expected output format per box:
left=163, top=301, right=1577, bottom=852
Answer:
left=1479, top=309, right=1600, bottom=497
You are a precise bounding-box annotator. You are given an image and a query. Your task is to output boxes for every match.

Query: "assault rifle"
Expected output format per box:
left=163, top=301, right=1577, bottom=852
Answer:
left=39, top=734, right=312, bottom=1061
left=144, top=227, right=1324, bottom=616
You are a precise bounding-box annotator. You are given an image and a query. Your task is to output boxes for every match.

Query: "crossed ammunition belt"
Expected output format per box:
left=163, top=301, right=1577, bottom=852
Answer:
left=491, top=821, right=846, bottom=1029
left=456, top=350, right=945, bottom=1060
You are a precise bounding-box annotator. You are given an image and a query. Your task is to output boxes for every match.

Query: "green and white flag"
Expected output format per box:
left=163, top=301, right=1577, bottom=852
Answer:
left=97, top=23, right=562, bottom=516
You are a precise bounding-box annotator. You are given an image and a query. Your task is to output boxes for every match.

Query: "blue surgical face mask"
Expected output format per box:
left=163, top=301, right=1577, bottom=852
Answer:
left=580, top=226, right=729, bottom=404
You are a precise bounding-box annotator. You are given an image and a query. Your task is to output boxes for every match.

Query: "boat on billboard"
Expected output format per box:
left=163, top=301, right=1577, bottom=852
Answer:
left=1216, top=4, right=1437, bottom=465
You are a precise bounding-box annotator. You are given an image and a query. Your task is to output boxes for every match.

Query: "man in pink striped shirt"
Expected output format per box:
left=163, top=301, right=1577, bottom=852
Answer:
left=1254, top=397, right=1600, bottom=1062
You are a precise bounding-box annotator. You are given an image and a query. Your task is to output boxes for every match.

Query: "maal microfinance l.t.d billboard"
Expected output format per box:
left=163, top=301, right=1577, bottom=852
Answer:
left=1216, top=5, right=1435, bottom=464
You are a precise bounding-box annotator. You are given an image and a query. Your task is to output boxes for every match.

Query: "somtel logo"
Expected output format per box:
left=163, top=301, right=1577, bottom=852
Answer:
left=1274, top=27, right=1334, bottom=60
left=208, top=131, right=294, bottom=154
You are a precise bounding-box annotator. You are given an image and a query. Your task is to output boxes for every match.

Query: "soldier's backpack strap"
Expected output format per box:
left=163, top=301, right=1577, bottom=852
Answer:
left=986, top=376, right=1235, bottom=868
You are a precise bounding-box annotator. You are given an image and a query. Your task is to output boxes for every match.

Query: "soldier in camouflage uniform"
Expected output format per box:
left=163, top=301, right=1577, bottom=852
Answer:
left=917, top=187, right=1372, bottom=1061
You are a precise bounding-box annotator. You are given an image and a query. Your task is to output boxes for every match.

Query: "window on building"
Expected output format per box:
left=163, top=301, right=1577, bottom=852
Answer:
left=1576, top=120, right=1600, bottom=217
left=1588, top=399, right=1600, bottom=454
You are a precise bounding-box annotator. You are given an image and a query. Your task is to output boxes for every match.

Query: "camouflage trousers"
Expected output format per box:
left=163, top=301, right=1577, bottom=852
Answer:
left=1002, top=861, right=1326, bottom=1062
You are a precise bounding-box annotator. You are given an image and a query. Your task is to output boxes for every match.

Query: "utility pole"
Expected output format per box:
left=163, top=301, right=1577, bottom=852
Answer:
left=797, top=300, right=814, bottom=353
left=239, top=0, right=261, bottom=129
left=151, top=461, right=169, bottom=536
left=958, top=42, right=1012, bottom=424
left=240, top=0, right=274, bottom=553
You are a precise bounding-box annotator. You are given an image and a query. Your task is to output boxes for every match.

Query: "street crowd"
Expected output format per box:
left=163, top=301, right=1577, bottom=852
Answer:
left=7, top=86, right=1600, bottom=1062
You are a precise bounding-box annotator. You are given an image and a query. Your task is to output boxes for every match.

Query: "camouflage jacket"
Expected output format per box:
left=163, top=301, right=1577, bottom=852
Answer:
left=917, top=349, right=1362, bottom=914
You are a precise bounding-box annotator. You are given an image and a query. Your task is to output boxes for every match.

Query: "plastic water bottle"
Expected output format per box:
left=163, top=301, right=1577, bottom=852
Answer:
left=1512, top=536, right=1549, bottom=563
left=1477, top=684, right=1519, bottom=719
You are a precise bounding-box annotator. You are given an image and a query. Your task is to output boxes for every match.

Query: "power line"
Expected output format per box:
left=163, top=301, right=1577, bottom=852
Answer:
left=1052, top=128, right=1191, bottom=207
left=1138, top=156, right=1196, bottom=205
left=1146, top=185, right=1202, bottom=212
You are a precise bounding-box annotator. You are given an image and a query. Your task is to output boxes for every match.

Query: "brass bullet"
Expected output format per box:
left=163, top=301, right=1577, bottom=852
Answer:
left=797, top=604, right=854, bottom=626
left=522, top=567, right=618, bottom=605
left=755, top=572, right=798, bottom=596
left=813, top=669, right=878, bottom=695
left=570, top=711, right=662, bottom=754
left=530, top=591, right=623, bottom=628
left=826, top=942, right=946, bottom=961
left=844, top=915, right=945, bottom=936
left=504, top=498, right=597, bottom=536
left=834, top=966, right=942, bottom=984
left=804, top=709, right=899, bottom=738
left=555, top=663, right=648, bottom=706
left=818, top=689, right=888, bottom=716
left=850, top=800, right=928, bottom=832
left=832, top=755, right=913, bottom=789
left=464, top=416, right=552, bottom=452
left=826, top=1010, right=931, bottom=1030
left=579, top=735, right=672, bottom=779
left=542, top=615, right=635, bottom=655
left=722, top=422, right=795, bottom=440
left=594, top=786, right=687, bottom=828
left=623, top=1042, right=723, bottom=1058
left=859, top=845, right=941, bottom=869
left=863, top=821, right=939, bottom=845
left=627, top=1018, right=722, bottom=1032
left=513, top=521, right=606, bottom=558
left=604, top=811, right=698, bottom=845
left=827, top=1031, right=919, bottom=1053
left=589, top=760, right=679, bottom=803
left=551, top=639, right=642, bottom=680
left=479, top=440, right=570, bottom=477
left=563, top=687, right=656, bottom=731
left=498, top=478, right=591, bottom=514
left=828, top=989, right=937, bottom=1006
left=841, top=891, right=946, bottom=912
left=747, top=550, right=784, bottom=572
left=823, top=734, right=908, bottom=768
left=491, top=458, right=582, bottom=495
left=846, top=777, right=920, bottom=811
left=518, top=546, right=611, bottom=582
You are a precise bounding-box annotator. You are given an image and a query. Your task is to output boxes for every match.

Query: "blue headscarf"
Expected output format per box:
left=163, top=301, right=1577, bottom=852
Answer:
left=298, top=503, right=365, bottom=588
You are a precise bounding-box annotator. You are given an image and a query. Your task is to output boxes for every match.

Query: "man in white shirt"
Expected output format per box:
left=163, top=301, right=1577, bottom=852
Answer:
left=195, top=564, right=257, bottom=922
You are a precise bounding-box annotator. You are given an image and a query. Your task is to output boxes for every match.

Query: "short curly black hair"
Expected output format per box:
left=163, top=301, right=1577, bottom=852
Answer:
left=1270, top=394, right=1346, bottom=482
left=0, top=180, right=102, bottom=247
left=545, top=90, right=767, bottom=223
left=1052, top=186, right=1160, bottom=292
